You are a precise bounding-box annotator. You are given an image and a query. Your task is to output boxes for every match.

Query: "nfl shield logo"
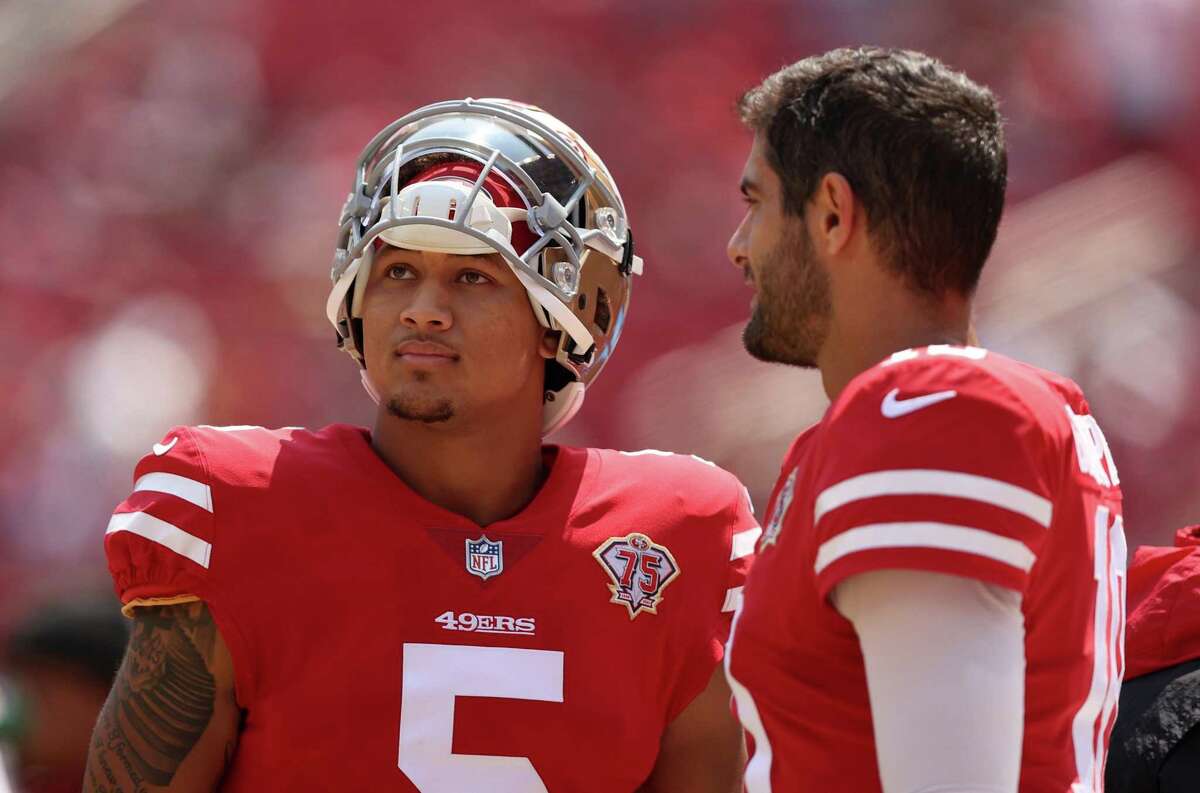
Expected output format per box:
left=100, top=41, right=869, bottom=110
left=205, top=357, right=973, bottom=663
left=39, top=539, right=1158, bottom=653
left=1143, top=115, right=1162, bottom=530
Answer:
left=465, top=535, right=504, bottom=581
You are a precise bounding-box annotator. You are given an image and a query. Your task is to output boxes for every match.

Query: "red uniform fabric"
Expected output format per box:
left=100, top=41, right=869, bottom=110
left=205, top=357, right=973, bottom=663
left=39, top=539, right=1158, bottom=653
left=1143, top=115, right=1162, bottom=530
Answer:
left=725, top=346, right=1126, bottom=793
left=1124, top=525, right=1200, bottom=681
left=104, top=424, right=758, bottom=792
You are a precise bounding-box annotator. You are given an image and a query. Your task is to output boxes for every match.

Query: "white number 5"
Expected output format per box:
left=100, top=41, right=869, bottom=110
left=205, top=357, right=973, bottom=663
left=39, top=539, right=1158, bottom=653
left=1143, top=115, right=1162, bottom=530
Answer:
left=398, top=643, right=564, bottom=792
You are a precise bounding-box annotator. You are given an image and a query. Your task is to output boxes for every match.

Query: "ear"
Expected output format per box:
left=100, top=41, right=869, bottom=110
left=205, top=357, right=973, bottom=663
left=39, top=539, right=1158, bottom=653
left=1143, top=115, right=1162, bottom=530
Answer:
left=539, top=328, right=560, bottom=360
left=810, top=172, right=859, bottom=257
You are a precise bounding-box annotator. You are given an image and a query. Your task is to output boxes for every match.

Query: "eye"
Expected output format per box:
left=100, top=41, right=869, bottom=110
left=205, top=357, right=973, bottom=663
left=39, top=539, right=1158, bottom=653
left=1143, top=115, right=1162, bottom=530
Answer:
left=385, top=264, right=414, bottom=280
left=457, top=270, right=492, bottom=285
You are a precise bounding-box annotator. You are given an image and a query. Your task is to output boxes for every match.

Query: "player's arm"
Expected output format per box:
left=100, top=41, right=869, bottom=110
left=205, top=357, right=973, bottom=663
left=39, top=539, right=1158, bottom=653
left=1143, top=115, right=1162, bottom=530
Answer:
left=810, top=355, right=1060, bottom=792
left=84, top=601, right=241, bottom=792
left=834, top=569, right=1025, bottom=793
left=637, top=665, right=745, bottom=793
left=640, top=471, right=754, bottom=793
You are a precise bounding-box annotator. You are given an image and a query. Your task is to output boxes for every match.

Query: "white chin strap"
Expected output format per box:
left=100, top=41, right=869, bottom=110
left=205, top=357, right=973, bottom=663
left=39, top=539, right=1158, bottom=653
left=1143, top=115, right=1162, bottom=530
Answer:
left=360, top=369, right=382, bottom=404
left=542, top=381, right=585, bottom=435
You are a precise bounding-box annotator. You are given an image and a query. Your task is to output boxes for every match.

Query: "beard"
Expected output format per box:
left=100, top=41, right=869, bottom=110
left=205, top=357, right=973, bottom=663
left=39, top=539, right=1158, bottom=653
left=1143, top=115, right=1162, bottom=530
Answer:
left=385, top=372, right=455, bottom=423
left=742, top=222, right=832, bottom=368
left=387, top=394, right=455, bottom=423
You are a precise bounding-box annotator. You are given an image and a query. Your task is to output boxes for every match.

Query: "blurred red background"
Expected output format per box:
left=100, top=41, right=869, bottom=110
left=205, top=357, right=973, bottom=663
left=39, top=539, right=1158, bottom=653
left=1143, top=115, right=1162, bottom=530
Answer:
left=2, top=0, right=1198, bottom=631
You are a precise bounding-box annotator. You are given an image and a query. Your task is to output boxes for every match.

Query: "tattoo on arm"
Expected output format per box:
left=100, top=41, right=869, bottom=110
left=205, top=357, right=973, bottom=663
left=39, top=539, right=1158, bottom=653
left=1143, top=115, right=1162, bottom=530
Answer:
left=85, top=602, right=222, bottom=791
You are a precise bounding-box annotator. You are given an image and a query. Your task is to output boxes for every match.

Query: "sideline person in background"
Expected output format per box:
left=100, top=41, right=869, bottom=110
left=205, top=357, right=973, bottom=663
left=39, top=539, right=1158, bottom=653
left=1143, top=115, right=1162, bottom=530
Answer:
left=1, top=599, right=127, bottom=793
left=1107, top=524, right=1200, bottom=792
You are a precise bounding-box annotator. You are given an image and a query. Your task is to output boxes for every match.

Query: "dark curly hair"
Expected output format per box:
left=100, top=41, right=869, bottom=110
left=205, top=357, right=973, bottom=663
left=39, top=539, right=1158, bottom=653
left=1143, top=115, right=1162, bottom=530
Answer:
left=739, top=47, right=1007, bottom=296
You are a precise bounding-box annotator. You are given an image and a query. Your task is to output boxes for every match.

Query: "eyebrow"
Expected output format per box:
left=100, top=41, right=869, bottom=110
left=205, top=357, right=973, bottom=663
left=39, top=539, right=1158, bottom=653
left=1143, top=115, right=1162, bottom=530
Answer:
left=464, top=254, right=504, bottom=271
left=375, top=248, right=504, bottom=270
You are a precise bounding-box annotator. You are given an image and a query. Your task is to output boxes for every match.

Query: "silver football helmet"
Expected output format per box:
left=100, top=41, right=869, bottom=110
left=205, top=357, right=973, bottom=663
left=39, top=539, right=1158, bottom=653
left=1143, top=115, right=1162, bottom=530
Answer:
left=326, top=98, right=642, bottom=434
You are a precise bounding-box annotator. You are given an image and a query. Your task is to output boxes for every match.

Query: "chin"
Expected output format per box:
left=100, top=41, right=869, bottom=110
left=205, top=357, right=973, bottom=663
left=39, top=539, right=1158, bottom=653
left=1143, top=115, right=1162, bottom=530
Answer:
left=742, top=313, right=820, bottom=369
left=387, top=397, right=455, bottom=424
left=384, top=385, right=457, bottom=424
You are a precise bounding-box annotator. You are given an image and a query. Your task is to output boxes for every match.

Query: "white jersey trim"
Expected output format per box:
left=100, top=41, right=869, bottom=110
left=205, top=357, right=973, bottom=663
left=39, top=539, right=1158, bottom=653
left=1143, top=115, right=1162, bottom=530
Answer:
left=722, top=586, right=744, bottom=613
left=815, top=469, right=1053, bottom=528
left=814, top=521, right=1036, bottom=576
left=731, top=527, right=762, bottom=560
left=725, top=608, right=774, bottom=793
left=133, top=472, right=213, bottom=513
left=106, top=511, right=212, bottom=569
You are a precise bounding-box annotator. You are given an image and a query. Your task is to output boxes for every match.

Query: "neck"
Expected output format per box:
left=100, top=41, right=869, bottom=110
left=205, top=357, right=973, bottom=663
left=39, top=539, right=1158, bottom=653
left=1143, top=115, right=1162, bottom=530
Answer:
left=818, top=282, right=971, bottom=402
left=370, top=403, right=547, bottom=527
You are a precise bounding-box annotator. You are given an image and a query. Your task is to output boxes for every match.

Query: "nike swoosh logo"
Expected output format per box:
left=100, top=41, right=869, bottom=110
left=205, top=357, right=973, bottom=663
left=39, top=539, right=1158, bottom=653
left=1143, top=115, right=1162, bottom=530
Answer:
left=881, top=388, right=957, bottom=418
left=153, top=437, right=179, bottom=456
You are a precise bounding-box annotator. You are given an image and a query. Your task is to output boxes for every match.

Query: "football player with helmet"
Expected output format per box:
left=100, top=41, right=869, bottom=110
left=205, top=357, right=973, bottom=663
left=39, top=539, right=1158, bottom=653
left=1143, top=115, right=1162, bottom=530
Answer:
left=86, top=99, right=758, bottom=792
left=723, top=49, right=1125, bottom=792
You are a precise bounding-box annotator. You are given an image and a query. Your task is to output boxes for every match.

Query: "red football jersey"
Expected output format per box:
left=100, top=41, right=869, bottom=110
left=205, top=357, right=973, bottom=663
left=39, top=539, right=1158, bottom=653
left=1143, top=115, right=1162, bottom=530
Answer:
left=105, top=424, right=758, bottom=792
left=725, top=346, right=1125, bottom=793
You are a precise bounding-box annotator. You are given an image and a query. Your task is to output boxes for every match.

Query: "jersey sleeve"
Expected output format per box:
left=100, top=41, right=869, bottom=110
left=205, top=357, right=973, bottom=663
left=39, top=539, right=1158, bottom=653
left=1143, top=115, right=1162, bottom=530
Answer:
left=105, top=426, right=216, bottom=616
left=811, top=356, right=1056, bottom=599
left=721, top=479, right=760, bottom=629
left=667, top=470, right=761, bottom=722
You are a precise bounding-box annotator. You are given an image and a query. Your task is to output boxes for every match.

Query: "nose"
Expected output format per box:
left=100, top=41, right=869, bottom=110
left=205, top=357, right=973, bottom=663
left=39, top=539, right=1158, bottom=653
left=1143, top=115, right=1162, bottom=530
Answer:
left=399, top=281, right=453, bottom=332
left=727, top=214, right=750, bottom=271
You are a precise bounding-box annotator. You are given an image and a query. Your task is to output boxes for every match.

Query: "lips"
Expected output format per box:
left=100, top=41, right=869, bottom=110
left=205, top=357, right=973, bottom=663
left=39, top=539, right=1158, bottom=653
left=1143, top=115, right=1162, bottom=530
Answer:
left=395, top=339, right=459, bottom=362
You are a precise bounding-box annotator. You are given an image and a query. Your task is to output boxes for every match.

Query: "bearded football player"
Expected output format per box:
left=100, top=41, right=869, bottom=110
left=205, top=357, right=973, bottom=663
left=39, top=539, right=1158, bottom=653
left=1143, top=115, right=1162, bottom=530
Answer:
left=86, top=99, right=758, bottom=792
left=723, top=48, right=1125, bottom=792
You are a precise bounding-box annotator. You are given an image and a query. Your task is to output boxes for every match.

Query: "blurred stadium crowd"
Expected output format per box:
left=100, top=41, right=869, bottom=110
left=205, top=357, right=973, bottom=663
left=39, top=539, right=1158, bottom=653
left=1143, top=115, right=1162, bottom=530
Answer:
left=0, top=0, right=1198, bottom=733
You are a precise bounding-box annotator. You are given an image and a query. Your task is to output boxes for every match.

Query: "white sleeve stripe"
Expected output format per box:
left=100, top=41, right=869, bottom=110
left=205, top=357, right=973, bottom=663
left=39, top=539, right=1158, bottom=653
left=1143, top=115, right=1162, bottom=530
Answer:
left=814, top=522, right=1036, bottom=576
left=814, top=469, right=1052, bottom=528
left=722, top=586, right=744, bottom=612
left=731, top=527, right=762, bottom=560
left=133, top=472, right=213, bottom=513
left=106, top=511, right=212, bottom=569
